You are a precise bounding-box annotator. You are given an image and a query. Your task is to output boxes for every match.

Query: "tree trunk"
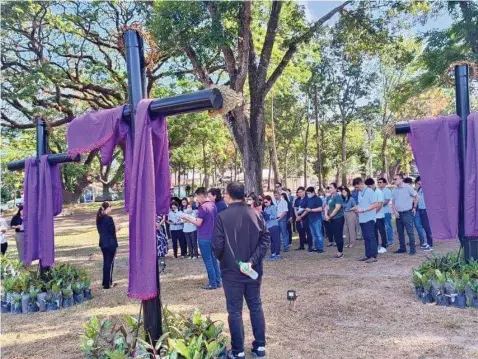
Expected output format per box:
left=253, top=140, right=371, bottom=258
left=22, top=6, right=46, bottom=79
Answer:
left=314, top=85, right=323, bottom=189
left=268, top=148, right=272, bottom=191
left=270, top=93, right=280, bottom=184
left=284, top=155, right=288, bottom=188
left=202, top=141, right=209, bottom=188
left=320, top=127, right=326, bottom=186
left=178, top=163, right=181, bottom=188
left=233, top=147, right=238, bottom=182
left=192, top=166, right=195, bottom=193
left=304, top=119, right=310, bottom=187
left=341, top=119, right=347, bottom=185
left=381, top=135, right=389, bottom=180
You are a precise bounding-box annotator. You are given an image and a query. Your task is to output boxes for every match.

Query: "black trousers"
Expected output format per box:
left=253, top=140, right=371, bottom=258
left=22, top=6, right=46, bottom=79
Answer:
left=331, top=217, right=345, bottom=252
left=1, top=242, right=7, bottom=255
left=101, top=247, right=116, bottom=289
left=171, top=230, right=187, bottom=257
left=418, top=209, right=433, bottom=247
left=287, top=220, right=292, bottom=245
left=360, top=220, right=377, bottom=259
left=374, top=218, right=388, bottom=248
left=223, top=278, right=266, bottom=355
left=184, top=231, right=199, bottom=257
left=324, top=220, right=334, bottom=243
left=297, top=220, right=313, bottom=249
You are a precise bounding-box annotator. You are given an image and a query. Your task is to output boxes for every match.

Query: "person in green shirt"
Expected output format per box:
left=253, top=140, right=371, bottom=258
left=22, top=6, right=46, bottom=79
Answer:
left=325, top=183, right=345, bottom=258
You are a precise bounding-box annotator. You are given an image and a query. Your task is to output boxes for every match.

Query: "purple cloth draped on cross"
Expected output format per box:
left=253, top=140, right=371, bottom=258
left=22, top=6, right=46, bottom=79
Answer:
left=408, top=112, right=478, bottom=240
left=67, top=101, right=170, bottom=300
left=23, top=156, right=63, bottom=266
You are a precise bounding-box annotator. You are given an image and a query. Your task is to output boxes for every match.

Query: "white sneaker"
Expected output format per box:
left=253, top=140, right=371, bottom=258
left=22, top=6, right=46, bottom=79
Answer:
left=378, top=247, right=387, bottom=254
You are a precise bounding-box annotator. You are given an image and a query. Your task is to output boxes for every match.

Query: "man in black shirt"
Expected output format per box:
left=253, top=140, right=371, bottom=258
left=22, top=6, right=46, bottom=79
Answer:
left=213, top=182, right=270, bottom=359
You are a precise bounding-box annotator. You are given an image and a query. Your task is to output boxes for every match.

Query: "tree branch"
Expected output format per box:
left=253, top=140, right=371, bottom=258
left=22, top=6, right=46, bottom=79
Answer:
left=257, top=1, right=283, bottom=84
left=235, top=1, right=251, bottom=92
left=264, top=1, right=351, bottom=95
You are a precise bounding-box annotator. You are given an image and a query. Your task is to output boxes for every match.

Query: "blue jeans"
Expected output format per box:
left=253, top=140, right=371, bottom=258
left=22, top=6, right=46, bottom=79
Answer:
left=198, top=239, right=222, bottom=288
left=269, top=225, right=280, bottom=255
left=278, top=219, right=290, bottom=251
left=309, top=219, right=324, bottom=251
left=384, top=213, right=394, bottom=245
left=360, top=220, right=377, bottom=259
left=413, top=211, right=425, bottom=244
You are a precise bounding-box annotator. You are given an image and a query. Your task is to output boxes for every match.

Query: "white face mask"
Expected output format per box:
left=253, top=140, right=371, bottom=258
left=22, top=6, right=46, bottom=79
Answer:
left=247, top=199, right=253, bottom=205
left=307, top=194, right=314, bottom=198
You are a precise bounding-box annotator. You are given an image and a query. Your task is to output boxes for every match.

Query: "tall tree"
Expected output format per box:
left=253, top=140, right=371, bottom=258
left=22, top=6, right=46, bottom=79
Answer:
left=312, top=25, right=378, bottom=184
left=148, top=1, right=350, bottom=193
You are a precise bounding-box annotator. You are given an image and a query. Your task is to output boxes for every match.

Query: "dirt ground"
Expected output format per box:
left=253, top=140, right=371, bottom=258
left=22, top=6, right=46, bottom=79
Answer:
left=1, top=206, right=478, bottom=359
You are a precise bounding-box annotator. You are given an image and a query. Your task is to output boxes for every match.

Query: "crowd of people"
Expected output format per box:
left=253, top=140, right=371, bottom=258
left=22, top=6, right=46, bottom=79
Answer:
left=242, top=174, right=433, bottom=263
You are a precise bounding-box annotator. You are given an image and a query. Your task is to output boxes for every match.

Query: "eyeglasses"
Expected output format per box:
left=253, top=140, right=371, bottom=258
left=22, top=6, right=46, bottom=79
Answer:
left=378, top=181, right=383, bottom=184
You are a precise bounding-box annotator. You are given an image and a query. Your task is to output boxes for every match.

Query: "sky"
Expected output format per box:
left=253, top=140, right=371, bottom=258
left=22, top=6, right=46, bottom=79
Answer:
left=298, top=1, right=454, bottom=34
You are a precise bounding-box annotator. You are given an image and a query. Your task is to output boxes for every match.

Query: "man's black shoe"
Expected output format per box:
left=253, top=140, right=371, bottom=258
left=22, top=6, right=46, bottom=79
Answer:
left=316, top=249, right=324, bottom=253
left=393, top=249, right=407, bottom=254
left=295, top=247, right=305, bottom=251
left=308, top=248, right=315, bottom=252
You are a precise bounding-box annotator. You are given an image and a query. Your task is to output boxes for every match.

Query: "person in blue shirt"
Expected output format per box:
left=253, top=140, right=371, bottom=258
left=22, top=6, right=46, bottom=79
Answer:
left=294, top=187, right=312, bottom=251
left=415, top=176, right=433, bottom=251
left=263, top=195, right=281, bottom=260
left=301, top=186, right=324, bottom=253
left=285, top=189, right=296, bottom=235
left=353, top=178, right=379, bottom=263
left=352, top=178, right=362, bottom=240
left=377, top=177, right=394, bottom=246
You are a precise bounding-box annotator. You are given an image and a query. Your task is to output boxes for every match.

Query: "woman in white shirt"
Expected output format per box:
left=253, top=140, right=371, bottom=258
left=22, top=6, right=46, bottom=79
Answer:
left=182, top=202, right=199, bottom=260
left=0, top=210, right=9, bottom=255
left=168, top=201, right=186, bottom=258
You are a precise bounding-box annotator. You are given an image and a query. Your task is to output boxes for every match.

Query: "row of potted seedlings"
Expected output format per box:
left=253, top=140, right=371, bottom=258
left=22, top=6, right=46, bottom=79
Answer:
left=1, top=256, right=93, bottom=314
left=412, top=252, right=478, bottom=309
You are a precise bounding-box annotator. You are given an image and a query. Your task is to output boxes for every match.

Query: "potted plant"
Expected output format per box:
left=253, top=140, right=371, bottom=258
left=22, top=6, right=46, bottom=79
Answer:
left=1, top=276, right=15, bottom=313
left=454, top=275, right=468, bottom=309
left=412, top=271, right=424, bottom=299
left=83, top=277, right=92, bottom=300
left=435, top=270, right=449, bottom=306
left=51, top=281, right=63, bottom=308
left=45, top=292, right=59, bottom=312
left=18, top=273, right=31, bottom=314
left=10, top=292, right=22, bottom=314
left=62, top=285, right=74, bottom=308
left=470, top=279, right=478, bottom=308
left=421, top=275, right=433, bottom=304
left=27, top=285, right=40, bottom=313
left=72, top=282, right=85, bottom=304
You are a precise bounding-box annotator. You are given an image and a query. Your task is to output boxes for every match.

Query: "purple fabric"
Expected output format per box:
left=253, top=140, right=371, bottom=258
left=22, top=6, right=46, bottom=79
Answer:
left=464, top=112, right=478, bottom=237
left=66, top=102, right=170, bottom=300
left=23, top=157, right=39, bottom=263
left=67, top=106, right=128, bottom=165
left=408, top=115, right=460, bottom=240
left=23, top=156, right=62, bottom=265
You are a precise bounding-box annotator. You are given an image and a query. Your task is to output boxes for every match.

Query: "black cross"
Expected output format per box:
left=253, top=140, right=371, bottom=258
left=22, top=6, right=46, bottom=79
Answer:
left=394, top=64, right=477, bottom=262
left=7, top=29, right=224, bottom=345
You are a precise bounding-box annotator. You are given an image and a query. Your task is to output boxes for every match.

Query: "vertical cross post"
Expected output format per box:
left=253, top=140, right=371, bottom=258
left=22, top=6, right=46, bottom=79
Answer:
left=455, top=65, right=476, bottom=261
left=35, top=116, right=50, bottom=277
left=124, top=29, right=162, bottom=345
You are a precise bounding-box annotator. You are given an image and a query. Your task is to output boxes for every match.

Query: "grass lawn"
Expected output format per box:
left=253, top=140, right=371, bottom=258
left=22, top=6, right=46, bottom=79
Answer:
left=1, top=206, right=478, bottom=359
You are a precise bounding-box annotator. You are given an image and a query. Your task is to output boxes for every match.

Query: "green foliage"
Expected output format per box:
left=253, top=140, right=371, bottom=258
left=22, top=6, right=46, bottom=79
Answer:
left=81, top=308, right=227, bottom=359
left=412, top=252, right=478, bottom=303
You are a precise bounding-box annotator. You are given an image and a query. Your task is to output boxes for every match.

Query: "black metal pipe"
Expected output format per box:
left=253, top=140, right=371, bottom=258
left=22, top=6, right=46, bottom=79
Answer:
left=36, top=117, right=47, bottom=159
left=124, top=29, right=163, bottom=346
left=121, top=88, right=222, bottom=119
left=394, top=122, right=410, bottom=134
left=455, top=65, right=476, bottom=261
left=6, top=153, right=81, bottom=171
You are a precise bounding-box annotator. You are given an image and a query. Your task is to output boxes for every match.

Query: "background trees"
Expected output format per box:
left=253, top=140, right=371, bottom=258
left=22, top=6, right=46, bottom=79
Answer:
left=1, top=1, right=476, bottom=200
